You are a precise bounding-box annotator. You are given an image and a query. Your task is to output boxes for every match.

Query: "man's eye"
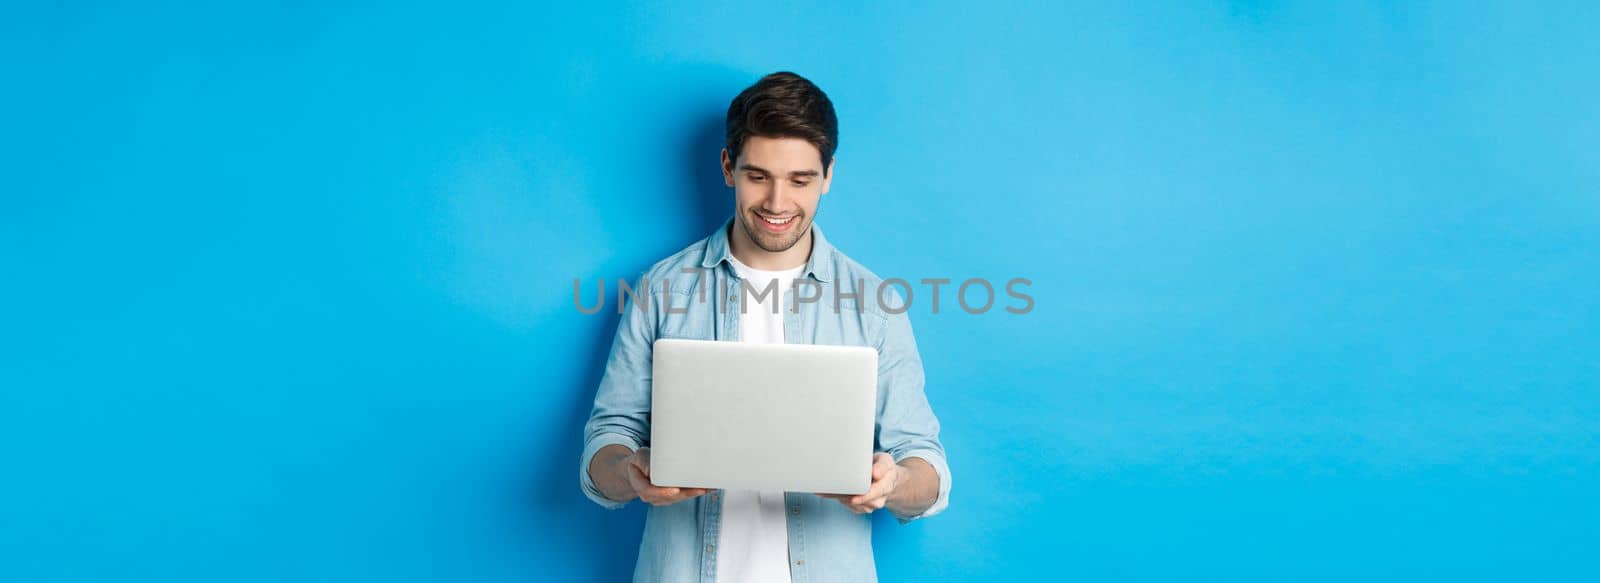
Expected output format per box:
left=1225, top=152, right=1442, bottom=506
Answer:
left=792, top=181, right=810, bottom=187
left=748, top=175, right=765, bottom=182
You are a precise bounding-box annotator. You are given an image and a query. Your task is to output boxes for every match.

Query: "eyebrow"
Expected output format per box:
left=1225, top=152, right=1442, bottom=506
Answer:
left=738, top=163, right=821, bottom=179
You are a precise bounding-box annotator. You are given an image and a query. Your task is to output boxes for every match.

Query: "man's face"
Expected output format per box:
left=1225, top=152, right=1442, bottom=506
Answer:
left=722, top=135, right=834, bottom=253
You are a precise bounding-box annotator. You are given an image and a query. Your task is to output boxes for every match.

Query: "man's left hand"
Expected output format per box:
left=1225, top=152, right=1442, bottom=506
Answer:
left=820, top=452, right=904, bottom=514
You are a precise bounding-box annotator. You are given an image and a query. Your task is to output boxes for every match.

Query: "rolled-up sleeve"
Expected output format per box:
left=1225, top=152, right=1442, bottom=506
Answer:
left=871, top=294, right=952, bottom=523
left=578, top=273, right=657, bottom=509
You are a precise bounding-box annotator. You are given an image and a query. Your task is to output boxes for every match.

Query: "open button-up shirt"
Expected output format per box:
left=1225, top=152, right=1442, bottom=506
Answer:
left=579, top=218, right=952, bottom=583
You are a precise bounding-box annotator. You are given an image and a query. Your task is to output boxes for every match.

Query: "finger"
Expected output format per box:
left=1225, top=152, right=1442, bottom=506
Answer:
left=877, top=451, right=896, bottom=468
left=649, top=485, right=714, bottom=504
left=872, top=455, right=893, bottom=481
left=639, top=486, right=673, bottom=504
left=630, top=467, right=674, bottom=502
left=627, top=462, right=651, bottom=488
left=853, top=493, right=888, bottom=508
left=851, top=480, right=892, bottom=506
left=626, top=462, right=673, bottom=499
left=628, top=447, right=651, bottom=474
left=824, top=495, right=860, bottom=511
left=857, top=466, right=893, bottom=503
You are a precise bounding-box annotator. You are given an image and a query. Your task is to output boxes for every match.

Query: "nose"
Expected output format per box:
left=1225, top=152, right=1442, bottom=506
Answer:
left=760, top=181, right=790, bottom=211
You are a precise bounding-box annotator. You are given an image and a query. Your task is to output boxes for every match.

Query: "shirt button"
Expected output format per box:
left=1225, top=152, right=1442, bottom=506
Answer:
left=791, top=506, right=801, bottom=515
left=705, top=544, right=714, bottom=554
left=795, top=560, right=805, bottom=566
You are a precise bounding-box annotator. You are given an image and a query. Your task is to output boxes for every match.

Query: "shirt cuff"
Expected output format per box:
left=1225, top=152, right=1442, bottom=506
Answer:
left=579, top=432, right=642, bottom=509
left=891, top=448, right=951, bottom=524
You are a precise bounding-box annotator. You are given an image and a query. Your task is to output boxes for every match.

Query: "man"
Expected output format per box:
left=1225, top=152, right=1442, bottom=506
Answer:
left=579, top=71, right=951, bottom=583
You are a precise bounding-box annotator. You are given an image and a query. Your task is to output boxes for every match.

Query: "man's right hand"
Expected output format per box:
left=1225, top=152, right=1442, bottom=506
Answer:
left=620, top=447, right=710, bottom=506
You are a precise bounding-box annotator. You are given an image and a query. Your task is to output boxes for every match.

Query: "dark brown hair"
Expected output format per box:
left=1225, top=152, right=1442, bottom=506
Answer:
left=725, top=71, right=838, bottom=176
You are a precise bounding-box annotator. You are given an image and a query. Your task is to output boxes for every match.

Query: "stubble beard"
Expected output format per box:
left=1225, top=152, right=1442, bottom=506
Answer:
left=740, top=208, right=808, bottom=253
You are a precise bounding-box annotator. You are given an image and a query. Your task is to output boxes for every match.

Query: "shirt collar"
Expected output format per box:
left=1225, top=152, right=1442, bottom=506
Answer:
left=700, top=215, right=835, bottom=283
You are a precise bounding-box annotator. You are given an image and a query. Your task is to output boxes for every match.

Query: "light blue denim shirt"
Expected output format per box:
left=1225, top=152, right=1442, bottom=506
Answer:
left=579, top=217, right=952, bottom=583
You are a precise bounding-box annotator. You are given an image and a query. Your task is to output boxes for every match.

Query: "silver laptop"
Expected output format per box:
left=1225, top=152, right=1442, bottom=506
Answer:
left=649, top=338, right=877, bottom=495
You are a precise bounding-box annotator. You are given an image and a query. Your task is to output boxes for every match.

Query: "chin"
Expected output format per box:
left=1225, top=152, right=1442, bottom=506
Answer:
left=762, top=233, right=806, bottom=253
left=742, top=214, right=807, bottom=251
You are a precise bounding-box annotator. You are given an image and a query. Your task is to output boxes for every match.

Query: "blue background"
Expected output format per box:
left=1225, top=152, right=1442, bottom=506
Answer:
left=4, top=2, right=1597, bottom=581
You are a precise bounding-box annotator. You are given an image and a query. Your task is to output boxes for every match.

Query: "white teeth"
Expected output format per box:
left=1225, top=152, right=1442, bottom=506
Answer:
left=763, top=215, right=793, bottom=225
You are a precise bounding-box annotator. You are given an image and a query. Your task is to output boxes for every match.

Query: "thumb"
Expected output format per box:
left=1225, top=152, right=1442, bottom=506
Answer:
left=632, top=449, right=651, bottom=477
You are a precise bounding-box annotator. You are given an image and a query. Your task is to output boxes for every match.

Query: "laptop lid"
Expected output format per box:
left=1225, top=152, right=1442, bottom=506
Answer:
left=649, top=338, right=877, bottom=495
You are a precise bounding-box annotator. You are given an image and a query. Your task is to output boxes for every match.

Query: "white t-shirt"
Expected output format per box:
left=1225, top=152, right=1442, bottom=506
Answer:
left=715, top=256, right=805, bottom=583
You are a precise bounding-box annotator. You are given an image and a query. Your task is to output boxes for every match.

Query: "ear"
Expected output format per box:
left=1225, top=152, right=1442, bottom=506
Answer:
left=721, top=148, right=735, bottom=188
left=821, top=157, right=836, bottom=195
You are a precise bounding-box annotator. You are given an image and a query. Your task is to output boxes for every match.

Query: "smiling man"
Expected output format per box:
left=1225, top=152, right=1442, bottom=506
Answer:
left=579, top=71, right=951, bottom=583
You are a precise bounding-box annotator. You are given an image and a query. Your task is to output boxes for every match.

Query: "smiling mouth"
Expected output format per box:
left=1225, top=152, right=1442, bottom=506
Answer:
left=754, top=211, right=799, bottom=232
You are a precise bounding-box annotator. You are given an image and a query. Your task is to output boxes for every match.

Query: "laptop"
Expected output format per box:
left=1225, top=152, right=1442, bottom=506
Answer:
left=649, top=338, right=878, bottom=495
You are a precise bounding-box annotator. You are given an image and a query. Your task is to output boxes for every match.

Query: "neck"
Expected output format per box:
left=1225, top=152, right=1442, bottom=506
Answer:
left=728, top=221, right=812, bottom=271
